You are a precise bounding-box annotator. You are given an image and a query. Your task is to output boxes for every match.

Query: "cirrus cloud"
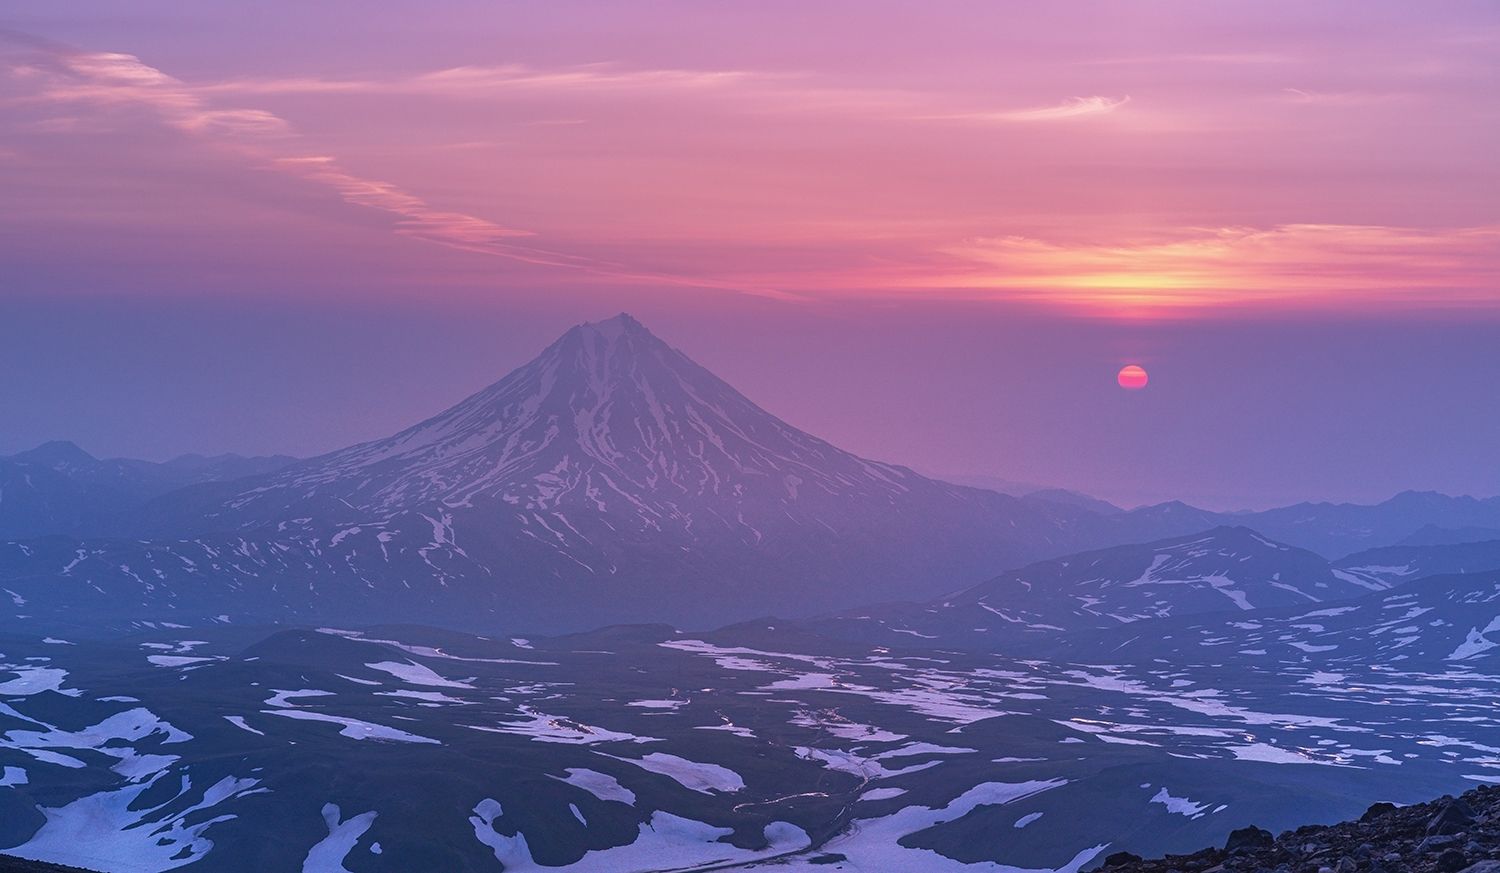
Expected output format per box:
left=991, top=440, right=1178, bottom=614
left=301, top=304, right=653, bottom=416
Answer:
left=1, top=38, right=543, bottom=248
left=920, top=95, right=1130, bottom=124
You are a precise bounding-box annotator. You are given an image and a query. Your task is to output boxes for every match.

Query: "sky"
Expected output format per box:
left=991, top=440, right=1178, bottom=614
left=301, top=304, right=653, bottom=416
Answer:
left=2, top=1, right=1498, bottom=509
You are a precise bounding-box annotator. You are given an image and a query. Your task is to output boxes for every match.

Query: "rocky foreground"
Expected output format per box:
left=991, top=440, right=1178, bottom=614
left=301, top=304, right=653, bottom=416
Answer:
left=0, top=858, right=96, bottom=873
left=1103, top=784, right=1500, bottom=873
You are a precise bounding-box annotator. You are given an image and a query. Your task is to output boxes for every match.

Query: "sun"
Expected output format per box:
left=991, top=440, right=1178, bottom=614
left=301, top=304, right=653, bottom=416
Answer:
left=1117, top=364, right=1149, bottom=390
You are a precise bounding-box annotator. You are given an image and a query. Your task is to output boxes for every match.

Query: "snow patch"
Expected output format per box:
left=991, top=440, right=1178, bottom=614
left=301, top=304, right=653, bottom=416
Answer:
left=303, top=803, right=377, bottom=873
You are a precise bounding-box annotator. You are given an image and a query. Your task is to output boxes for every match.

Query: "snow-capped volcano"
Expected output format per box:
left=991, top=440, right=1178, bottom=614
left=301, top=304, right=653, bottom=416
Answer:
left=213, top=313, right=941, bottom=530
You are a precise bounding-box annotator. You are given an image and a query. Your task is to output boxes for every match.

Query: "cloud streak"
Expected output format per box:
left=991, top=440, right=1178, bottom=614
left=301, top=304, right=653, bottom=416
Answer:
left=922, top=95, right=1130, bottom=123
left=0, top=37, right=800, bottom=293
left=198, top=63, right=763, bottom=98
left=13, top=49, right=293, bottom=139
left=194, top=63, right=1128, bottom=126
left=2, top=38, right=545, bottom=257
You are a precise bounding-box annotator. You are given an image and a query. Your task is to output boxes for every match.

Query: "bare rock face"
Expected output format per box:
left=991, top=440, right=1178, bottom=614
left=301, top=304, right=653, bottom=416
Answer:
left=1224, top=825, right=1276, bottom=853
left=1430, top=799, right=1478, bottom=836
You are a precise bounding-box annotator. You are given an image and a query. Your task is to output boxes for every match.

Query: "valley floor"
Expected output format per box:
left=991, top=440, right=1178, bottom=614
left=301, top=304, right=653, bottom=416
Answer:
left=3, top=621, right=1498, bottom=872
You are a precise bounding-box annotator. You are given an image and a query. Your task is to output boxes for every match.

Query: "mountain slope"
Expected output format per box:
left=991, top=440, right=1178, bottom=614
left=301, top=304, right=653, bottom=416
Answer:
left=1056, top=567, right=1500, bottom=666
left=808, top=527, right=1387, bottom=650
left=1332, top=537, right=1500, bottom=589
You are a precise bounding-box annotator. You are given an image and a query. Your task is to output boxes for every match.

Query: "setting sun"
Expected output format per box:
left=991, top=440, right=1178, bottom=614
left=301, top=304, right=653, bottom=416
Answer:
left=1118, top=364, right=1149, bottom=390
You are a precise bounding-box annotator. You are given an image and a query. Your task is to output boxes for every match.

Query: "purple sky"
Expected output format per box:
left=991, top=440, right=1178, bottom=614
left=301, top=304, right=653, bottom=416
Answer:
left=2, top=2, right=1499, bottom=508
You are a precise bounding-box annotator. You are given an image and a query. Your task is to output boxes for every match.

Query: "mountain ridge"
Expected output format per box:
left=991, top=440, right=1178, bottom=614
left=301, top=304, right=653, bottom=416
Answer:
left=0, top=441, right=297, bottom=541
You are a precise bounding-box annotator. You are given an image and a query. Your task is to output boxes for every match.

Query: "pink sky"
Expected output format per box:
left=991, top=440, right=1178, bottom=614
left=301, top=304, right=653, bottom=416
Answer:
left=4, top=2, right=1499, bottom=316
left=3, top=3, right=1499, bottom=509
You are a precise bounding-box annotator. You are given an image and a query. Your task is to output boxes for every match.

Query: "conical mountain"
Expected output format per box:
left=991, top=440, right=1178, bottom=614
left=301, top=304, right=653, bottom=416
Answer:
left=206, top=313, right=972, bottom=530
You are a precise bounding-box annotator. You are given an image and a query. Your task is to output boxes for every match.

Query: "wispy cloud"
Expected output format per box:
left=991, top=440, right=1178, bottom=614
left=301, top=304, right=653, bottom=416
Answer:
left=195, top=62, right=1128, bottom=127
left=0, top=35, right=834, bottom=297
left=14, top=50, right=293, bottom=139
left=2, top=39, right=544, bottom=255
left=273, top=156, right=537, bottom=249
left=1279, top=87, right=1401, bottom=106
left=199, top=63, right=762, bottom=97
left=922, top=95, right=1130, bottom=124
left=1081, top=52, right=1295, bottom=67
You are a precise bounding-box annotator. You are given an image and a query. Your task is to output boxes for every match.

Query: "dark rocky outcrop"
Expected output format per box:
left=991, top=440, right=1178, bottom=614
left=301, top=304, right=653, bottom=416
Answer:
left=1102, top=784, right=1500, bottom=873
left=0, top=857, right=101, bottom=873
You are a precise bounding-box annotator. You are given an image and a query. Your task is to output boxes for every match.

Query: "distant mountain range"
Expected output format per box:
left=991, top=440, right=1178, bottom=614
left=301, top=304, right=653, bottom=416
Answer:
left=1226, top=491, right=1500, bottom=558
left=937, top=480, right=1500, bottom=560
left=2, top=314, right=1498, bottom=635
left=0, top=441, right=296, bottom=540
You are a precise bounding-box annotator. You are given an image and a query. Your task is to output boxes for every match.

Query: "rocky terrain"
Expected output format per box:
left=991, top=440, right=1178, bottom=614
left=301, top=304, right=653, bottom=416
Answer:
left=1101, top=784, right=1500, bottom=873
left=0, top=857, right=97, bottom=873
